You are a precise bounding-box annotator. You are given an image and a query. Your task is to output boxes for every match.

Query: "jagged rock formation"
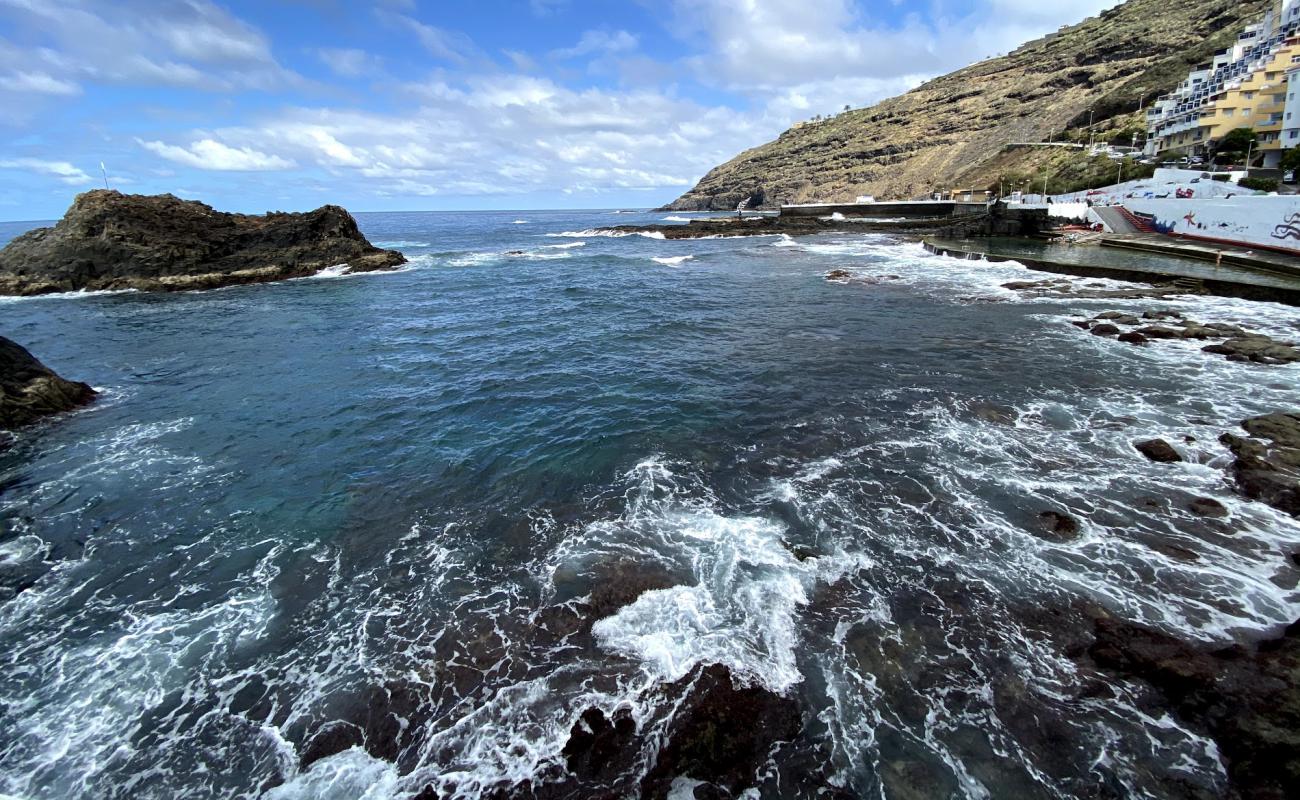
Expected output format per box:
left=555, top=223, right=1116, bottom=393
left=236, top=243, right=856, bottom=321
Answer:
left=0, top=336, right=96, bottom=428
left=666, top=0, right=1270, bottom=210
left=0, top=191, right=406, bottom=296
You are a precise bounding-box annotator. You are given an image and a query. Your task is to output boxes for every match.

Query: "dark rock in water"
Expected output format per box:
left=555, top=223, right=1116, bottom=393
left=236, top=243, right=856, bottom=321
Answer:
left=1095, top=311, right=1140, bottom=325
left=1143, top=310, right=1183, bottom=321
left=1134, top=438, right=1181, bottom=463
left=1135, top=325, right=1182, bottom=339
left=1220, top=412, right=1300, bottom=516
left=0, top=190, right=406, bottom=295
left=1203, top=336, right=1300, bottom=365
left=1089, top=323, right=1120, bottom=337
left=639, top=664, right=802, bottom=798
left=1069, top=319, right=1092, bottom=330
left=1085, top=615, right=1300, bottom=800
left=1035, top=511, right=1081, bottom=542
left=1147, top=541, right=1199, bottom=562
left=0, top=336, right=97, bottom=428
left=1188, top=497, right=1228, bottom=518
left=561, top=707, right=639, bottom=786
left=499, top=664, right=801, bottom=800
left=824, top=269, right=852, bottom=281
left=971, top=402, right=1018, bottom=426
left=1117, top=331, right=1148, bottom=346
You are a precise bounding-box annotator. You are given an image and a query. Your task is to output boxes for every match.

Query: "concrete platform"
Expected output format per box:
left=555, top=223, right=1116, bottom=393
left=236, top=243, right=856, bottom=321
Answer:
left=923, top=236, right=1300, bottom=306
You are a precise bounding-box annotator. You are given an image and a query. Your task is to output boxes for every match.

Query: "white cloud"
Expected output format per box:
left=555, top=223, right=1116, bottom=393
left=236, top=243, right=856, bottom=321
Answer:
left=316, top=47, right=383, bottom=78
left=386, top=13, right=479, bottom=65
left=552, top=30, right=638, bottom=60
left=0, top=0, right=300, bottom=92
left=137, top=139, right=296, bottom=171
left=0, top=158, right=94, bottom=185
left=0, top=71, right=81, bottom=95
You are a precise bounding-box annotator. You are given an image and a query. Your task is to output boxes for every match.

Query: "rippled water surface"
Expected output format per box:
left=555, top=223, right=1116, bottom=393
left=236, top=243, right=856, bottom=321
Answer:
left=1, top=210, right=1298, bottom=799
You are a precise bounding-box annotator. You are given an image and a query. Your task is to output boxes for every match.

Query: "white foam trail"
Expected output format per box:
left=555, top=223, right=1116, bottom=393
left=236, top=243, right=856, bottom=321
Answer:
left=545, top=229, right=666, bottom=239
left=650, top=256, right=694, bottom=267
left=371, top=240, right=426, bottom=248
left=511, top=220, right=530, bottom=225
left=545, top=241, right=586, bottom=250
left=661, top=216, right=691, bottom=223
left=309, top=264, right=352, bottom=279
left=0, top=287, right=139, bottom=304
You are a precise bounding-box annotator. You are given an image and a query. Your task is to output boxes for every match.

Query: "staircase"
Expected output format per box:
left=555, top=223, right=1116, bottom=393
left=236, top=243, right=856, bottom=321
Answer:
left=1116, top=206, right=1158, bottom=234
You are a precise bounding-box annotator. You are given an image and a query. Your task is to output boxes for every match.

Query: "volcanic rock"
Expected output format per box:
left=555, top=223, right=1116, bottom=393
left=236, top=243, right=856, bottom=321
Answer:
left=1220, top=412, right=1300, bottom=516
left=0, top=336, right=96, bottom=428
left=1085, top=615, right=1300, bottom=800
left=1089, top=323, right=1120, bottom=336
left=1117, top=331, right=1148, bottom=345
left=0, top=190, right=406, bottom=296
left=1134, top=438, right=1181, bottom=463
left=1035, top=511, right=1081, bottom=542
left=1187, top=497, right=1229, bottom=518
left=1203, top=336, right=1300, bottom=365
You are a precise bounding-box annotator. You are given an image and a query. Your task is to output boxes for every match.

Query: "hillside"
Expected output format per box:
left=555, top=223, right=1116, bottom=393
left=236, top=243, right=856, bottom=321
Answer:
left=666, top=0, right=1270, bottom=210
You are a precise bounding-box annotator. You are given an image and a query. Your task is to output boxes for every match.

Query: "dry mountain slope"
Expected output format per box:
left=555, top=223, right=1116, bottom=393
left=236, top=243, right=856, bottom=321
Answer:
left=666, top=0, right=1271, bottom=210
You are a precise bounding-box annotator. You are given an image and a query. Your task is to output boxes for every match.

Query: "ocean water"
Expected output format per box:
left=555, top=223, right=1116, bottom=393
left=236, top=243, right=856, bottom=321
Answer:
left=0, top=209, right=1298, bottom=799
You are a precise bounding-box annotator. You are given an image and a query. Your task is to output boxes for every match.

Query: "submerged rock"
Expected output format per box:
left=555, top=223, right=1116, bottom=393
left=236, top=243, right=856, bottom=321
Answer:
left=1187, top=497, right=1229, bottom=518
left=1089, top=323, right=1120, bottom=337
left=0, top=190, right=406, bottom=296
left=0, top=336, right=96, bottom=428
left=1117, top=331, right=1148, bottom=346
left=1134, top=438, right=1182, bottom=463
left=1085, top=615, right=1300, bottom=800
left=1220, top=412, right=1300, bottom=517
left=1035, top=510, right=1081, bottom=542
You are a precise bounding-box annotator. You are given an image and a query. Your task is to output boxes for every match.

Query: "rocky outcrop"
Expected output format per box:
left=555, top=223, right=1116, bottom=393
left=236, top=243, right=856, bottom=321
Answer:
left=1084, top=614, right=1300, bottom=800
left=666, top=0, right=1270, bottom=210
left=0, top=336, right=96, bottom=428
left=0, top=191, right=406, bottom=296
left=1220, top=412, right=1300, bottom=517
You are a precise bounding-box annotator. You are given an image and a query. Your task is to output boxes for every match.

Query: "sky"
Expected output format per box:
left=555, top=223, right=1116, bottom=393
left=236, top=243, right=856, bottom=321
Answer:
left=0, top=0, right=1122, bottom=220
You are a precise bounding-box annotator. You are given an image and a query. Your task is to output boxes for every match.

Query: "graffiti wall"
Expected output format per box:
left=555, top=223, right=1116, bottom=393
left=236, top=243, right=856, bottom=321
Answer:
left=1121, top=195, right=1300, bottom=254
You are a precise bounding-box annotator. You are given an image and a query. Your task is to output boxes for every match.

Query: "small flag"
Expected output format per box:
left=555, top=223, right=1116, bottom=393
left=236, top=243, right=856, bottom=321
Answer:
left=100, top=161, right=110, bottom=190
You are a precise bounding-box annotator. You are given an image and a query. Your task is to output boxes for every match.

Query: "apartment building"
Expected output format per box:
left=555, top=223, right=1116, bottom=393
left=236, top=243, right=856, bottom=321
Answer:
left=1146, top=0, right=1300, bottom=166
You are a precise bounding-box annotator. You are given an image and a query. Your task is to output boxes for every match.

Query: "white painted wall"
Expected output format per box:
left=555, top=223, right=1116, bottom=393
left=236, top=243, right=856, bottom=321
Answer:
left=1121, top=195, right=1300, bottom=253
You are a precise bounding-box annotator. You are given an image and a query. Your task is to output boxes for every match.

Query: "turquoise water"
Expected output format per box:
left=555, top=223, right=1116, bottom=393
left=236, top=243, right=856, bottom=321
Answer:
left=1, top=211, right=1298, bottom=799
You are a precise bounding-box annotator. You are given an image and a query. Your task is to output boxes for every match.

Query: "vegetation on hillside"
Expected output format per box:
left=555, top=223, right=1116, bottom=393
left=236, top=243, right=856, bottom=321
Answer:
left=667, top=0, right=1271, bottom=209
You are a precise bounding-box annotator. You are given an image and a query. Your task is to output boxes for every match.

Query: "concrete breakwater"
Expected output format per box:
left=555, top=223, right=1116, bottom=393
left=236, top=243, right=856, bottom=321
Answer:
left=923, top=237, right=1300, bottom=306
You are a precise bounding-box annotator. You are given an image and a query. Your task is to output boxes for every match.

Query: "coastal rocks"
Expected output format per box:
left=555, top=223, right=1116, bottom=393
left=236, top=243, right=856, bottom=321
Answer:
left=1083, top=614, right=1300, bottom=800
left=825, top=269, right=852, bottom=282
left=0, top=336, right=96, bottom=428
left=1220, top=412, right=1300, bottom=517
left=1203, top=336, right=1300, bottom=365
left=1134, top=438, right=1182, bottom=463
left=970, top=402, right=1018, bottom=426
left=1073, top=311, right=1300, bottom=366
left=1188, top=497, right=1229, bottom=518
left=1035, top=510, right=1081, bottom=542
left=0, top=190, right=406, bottom=296
left=483, top=664, right=803, bottom=800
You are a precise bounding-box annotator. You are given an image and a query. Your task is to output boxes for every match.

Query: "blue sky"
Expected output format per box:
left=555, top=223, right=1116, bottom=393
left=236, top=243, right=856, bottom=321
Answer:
left=0, top=0, right=1120, bottom=220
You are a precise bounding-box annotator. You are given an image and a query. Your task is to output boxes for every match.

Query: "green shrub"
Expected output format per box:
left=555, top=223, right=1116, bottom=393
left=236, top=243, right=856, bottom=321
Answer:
left=1238, top=177, right=1279, bottom=192
left=1211, top=174, right=1230, bottom=182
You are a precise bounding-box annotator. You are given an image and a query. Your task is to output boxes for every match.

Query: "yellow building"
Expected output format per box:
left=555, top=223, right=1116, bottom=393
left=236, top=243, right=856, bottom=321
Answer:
left=1147, top=0, right=1300, bottom=164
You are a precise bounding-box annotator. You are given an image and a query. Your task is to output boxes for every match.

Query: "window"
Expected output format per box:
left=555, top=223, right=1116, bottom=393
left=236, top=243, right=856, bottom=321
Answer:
left=1224, top=108, right=1235, bottom=116
left=1243, top=107, right=1252, bottom=115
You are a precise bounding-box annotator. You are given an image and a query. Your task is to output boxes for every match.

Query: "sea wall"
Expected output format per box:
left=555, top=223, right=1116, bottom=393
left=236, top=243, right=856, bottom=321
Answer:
left=1121, top=195, right=1300, bottom=255
left=780, top=201, right=986, bottom=218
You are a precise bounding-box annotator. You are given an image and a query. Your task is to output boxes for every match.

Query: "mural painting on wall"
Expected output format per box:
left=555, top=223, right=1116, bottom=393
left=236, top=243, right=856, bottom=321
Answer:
left=1272, top=212, right=1300, bottom=243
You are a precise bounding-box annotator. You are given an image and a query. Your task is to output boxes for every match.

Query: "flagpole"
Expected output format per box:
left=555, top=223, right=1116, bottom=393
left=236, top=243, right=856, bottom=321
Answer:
left=100, top=162, right=110, bottom=190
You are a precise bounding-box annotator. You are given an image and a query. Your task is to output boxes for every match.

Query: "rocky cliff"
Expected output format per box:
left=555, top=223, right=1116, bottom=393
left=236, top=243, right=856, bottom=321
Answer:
left=0, top=337, right=96, bottom=428
left=667, top=0, right=1270, bottom=210
left=0, top=191, right=406, bottom=296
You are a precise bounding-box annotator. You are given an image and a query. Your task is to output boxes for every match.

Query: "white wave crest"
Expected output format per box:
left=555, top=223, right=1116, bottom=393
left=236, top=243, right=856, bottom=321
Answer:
left=651, top=256, right=694, bottom=267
